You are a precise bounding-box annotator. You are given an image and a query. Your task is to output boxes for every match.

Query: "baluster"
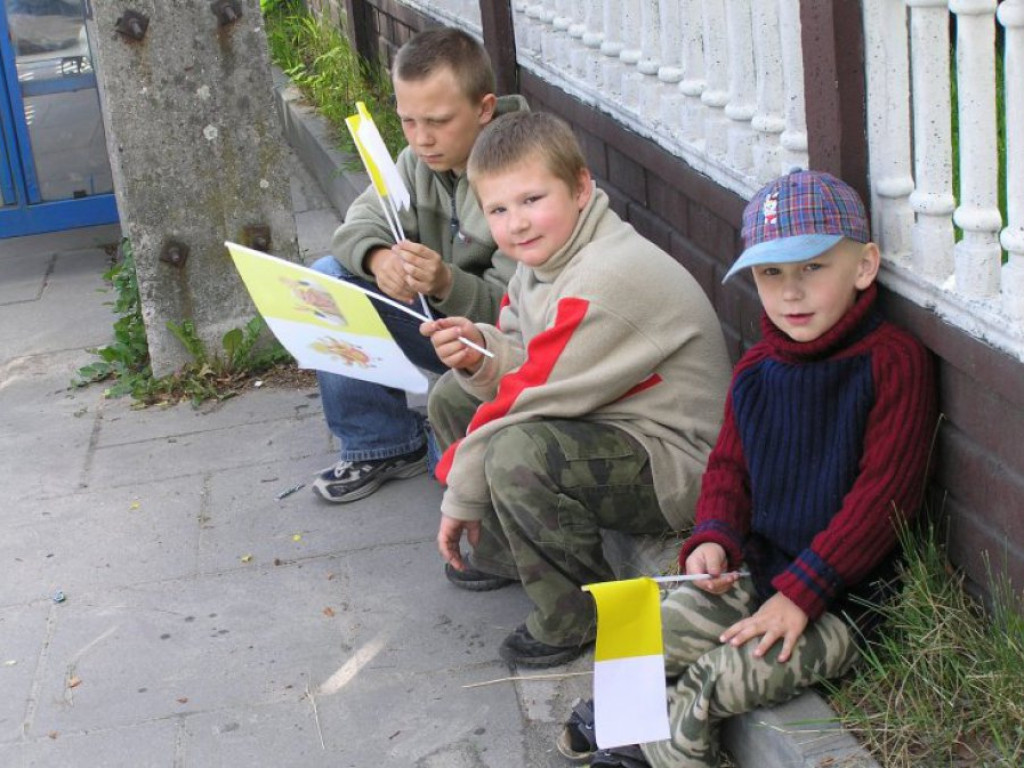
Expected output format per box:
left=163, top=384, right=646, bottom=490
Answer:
left=861, top=0, right=915, bottom=259
left=537, top=3, right=559, bottom=65
left=678, top=0, right=707, bottom=144
left=905, top=0, right=956, bottom=280
left=700, top=0, right=730, bottom=158
left=512, top=2, right=533, bottom=56
left=777, top=0, right=808, bottom=171
left=567, top=2, right=589, bottom=79
left=601, top=0, right=625, bottom=96
left=724, top=0, right=756, bottom=174
left=618, top=2, right=643, bottom=110
left=656, top=0, right=686, bottom=135
left=634, top=0, right=664, bottom=122
left=553, top=0, right=574, bottom=70
left=525, top=3, right=545, bottom=54
left=582, top=0, right=606, bottom=84
left=998, top=0, right=1024, bottom=321
left=749, top=0, right=785, bottom=183
left=950, top=0, right=1002, bottom=299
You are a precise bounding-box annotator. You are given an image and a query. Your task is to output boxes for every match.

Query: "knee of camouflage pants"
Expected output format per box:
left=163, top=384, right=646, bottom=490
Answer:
left=427, top=370, right=482, bottom=451
left=484, top=420, right=661, bottom=646
left=643, top=603, right=859, bottom=768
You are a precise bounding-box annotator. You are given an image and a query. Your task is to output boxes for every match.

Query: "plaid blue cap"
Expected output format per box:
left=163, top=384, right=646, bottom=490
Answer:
left=723, top=170, right=870, bottom=282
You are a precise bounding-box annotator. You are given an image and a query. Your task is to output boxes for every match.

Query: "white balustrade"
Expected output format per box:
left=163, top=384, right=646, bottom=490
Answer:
left=700, top=0, right=731, bottom=158
left=678, top=0, right=707, bottom=144
left=618, top=0, right=643, bottom=109
left=600, top=0, right=626, bottom=96
left=777, top=0, right=809, bottom=172
left=655, top=0, right=685, bottom=134
left=950, top=0, right=1002, bottom=300
left=863, top=0, right=915, bottom=260
left=723, top=0, right=756, bottom=175
left=749, top=0, right=785, bottom=183
left=907, top=0, right=955, bottom=282
left=999, top=0, right=1024, bottom=323
left=633, top=0, right=662, bottom=119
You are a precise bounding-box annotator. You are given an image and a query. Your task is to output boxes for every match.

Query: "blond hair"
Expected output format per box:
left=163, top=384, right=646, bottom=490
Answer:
left=393, top=27, right=495, bottom=103
left=467, top=112, right=586, bottom=193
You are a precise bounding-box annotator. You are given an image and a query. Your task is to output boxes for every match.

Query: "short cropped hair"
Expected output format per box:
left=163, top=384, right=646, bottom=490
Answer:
left=467, top=112, right=586, bottom=194
left=393, top=27, right=496, bottom=103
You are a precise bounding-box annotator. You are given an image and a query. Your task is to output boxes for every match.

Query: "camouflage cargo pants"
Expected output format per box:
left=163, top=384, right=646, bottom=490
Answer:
left=428, top=372, right=671, bottom=647
left=641, top=579, right=859, bottom=768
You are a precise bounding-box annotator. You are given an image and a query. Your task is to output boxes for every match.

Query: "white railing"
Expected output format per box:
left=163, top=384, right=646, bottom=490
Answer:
left=389, top=0, right=1022, bottom=361
left=397, top=0, right=482, bottom=35
left=508, top=0, right=808, bottom=199
left=865, top=0, right=1024, bottom=361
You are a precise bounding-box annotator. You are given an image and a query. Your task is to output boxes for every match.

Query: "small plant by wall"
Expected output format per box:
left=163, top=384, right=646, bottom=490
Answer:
left=74, top=240, right=294, bottom=407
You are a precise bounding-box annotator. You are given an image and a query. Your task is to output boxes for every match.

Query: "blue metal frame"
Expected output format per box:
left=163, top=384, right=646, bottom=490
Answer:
left=0, top=4, right=118, bottom=238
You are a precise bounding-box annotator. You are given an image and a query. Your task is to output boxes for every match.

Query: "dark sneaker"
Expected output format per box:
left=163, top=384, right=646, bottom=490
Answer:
left=312, top=446, right=426, bottom=503
left=498, top=623, right=587, bottom=668
left=444, top=561, right=517, bottom=592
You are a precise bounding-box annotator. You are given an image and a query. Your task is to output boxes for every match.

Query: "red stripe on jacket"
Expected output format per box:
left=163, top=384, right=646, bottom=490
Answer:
left=435, top=297, right=590, bottom=485
left=616, top=373, right=662, bottom=401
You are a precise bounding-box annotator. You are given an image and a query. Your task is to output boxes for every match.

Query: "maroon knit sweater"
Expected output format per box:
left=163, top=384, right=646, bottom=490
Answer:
left=678, top=285, right=938, bottom=622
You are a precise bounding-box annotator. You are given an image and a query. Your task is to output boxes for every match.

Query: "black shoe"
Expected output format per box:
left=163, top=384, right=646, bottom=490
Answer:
left=444, top=561, right=516, bottom=592
left=498, top=623, right=587, bottom=668
left=312, top=446, right=426, bottom=503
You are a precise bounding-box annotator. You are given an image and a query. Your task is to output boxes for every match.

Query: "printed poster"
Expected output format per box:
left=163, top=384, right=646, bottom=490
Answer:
left=226, top=242, right=428, bottom=394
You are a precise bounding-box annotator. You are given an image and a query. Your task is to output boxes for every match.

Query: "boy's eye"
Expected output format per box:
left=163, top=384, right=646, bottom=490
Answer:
left=524, top=195, right=542, bottom=205
left=759, top=266, right=780, bottom=277
left=488, top=206, right=506, bottom=215
left=803, top=262, right=823, bottom=272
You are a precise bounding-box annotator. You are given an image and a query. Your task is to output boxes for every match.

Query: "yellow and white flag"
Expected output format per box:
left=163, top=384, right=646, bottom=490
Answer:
left=226, top=241, right=428, bottom=393
left=583, top=577, right=671, bottom=749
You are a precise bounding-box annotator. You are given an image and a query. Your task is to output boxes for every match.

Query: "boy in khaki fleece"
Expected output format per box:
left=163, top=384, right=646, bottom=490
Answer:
left=421, top=112, right=733, bottom=667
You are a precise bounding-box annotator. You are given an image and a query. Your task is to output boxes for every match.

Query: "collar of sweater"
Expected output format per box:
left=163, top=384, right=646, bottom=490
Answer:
left=532, top=184, right=609, bottom=282
left=760, top=282, right=881, bottom=362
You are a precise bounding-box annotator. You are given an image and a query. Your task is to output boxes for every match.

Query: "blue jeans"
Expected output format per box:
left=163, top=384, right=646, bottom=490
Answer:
left=311, top=256, right=447, bottom=464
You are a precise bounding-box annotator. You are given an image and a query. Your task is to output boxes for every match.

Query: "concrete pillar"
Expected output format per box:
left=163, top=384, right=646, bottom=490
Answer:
left=86, top=0, right=299, bottom=376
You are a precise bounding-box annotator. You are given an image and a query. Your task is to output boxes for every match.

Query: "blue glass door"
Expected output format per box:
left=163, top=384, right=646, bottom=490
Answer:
left=0, top=0, right=118, bottom=238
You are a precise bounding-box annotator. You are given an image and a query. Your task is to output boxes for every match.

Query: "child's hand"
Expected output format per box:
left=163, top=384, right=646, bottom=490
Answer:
left=720, top=592, right=809, bottom=663
left=367, top=246, right=417, bottom=304
left=395, top=241, right=453, bottom=300
left=420, top=317, right=487, bottom=373
left=437, top=514, right=481, bottom=570
left=685, top=543, right=738, bottom=594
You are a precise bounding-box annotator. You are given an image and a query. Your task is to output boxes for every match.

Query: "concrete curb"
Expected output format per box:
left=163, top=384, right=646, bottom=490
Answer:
left=270, top=72, right=881, bottom=768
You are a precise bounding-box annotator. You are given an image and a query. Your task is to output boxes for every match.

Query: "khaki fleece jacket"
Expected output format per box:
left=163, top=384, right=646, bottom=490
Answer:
left=435, top=186, right=733, bottom=529
left=331, top=95, right=527, bottom=322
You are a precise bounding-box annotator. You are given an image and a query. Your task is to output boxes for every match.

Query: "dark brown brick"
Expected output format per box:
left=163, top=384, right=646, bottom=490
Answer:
left=648, top=173, right=687, bottom=228
left=574, top=128, right=608, bottom=181
left=607, top=147, right=647, bottom=205
left=943, top=496, right=1024, bottom=594
left=627, top=203, right=671, bottom=252
left=935, top=427, right=1024, bottom=544
left=670, top=232, right=717, bottom=303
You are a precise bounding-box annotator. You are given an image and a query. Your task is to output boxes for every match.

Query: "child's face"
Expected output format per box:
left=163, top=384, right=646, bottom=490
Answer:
left=474, top=155, right=592, bottom=268
left=751, top=239, right=880, bottom=342
left=393, top=67, right=496, bottom=175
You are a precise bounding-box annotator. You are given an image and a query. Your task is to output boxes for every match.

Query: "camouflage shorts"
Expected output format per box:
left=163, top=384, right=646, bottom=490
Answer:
left=428, top=372, right=671, bottom=646
left=641, top=579, right=859, bottom=768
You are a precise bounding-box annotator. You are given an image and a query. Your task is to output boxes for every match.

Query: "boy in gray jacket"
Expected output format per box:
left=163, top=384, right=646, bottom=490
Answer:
left=310, top=28, right=522, bottom=503
left=422, top=113, right=732, bottom=667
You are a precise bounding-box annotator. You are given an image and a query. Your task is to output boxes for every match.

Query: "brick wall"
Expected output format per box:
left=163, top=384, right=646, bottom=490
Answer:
left=336, top=0, right=1024, bottom=599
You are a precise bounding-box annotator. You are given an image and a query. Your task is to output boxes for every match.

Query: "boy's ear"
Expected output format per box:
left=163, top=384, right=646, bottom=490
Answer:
left=575, top=168, right=593, bottom=209
left=854, top=242, right=881, bottom=290
left=477, top=93, right=498, bottom=125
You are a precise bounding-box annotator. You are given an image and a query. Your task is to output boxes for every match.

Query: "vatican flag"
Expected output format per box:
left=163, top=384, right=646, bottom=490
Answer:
left=583, top=577, right=671, bottom=749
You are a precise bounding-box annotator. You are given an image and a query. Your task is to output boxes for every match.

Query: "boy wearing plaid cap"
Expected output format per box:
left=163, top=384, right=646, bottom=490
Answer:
left=560, top=170, right=937, bottom=767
